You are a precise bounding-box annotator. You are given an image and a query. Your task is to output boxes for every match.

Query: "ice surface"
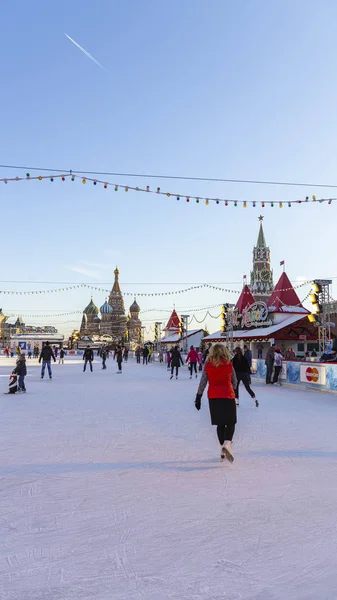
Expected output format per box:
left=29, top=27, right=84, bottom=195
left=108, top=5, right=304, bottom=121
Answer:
left=1, top=356, right=337, bottom=600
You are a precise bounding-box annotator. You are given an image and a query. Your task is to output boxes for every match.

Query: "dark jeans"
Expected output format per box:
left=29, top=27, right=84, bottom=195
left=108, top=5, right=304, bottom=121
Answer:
left=102, top=357, right=106, bottom=369
left=167, top=359, right=171, bottom=368
left=171, top=365, right=179, bottom=377
left=273, top=365, right=282, bottom=383
left=236, top=372, right=255, bottom=399
left=136, top=355, right=140, bottom=363
left=41, top=361, right=52, bottom=378
left=143, top=356, right=148, bottom=365
left=117, top=360, right=122, bottom=372
left=266, top=363, right=273, bottom=383
left=217, top=423, right=235, bottom=444
left=84, top=359, right=93, bottom=372
left=189, top=362, right=197, bottom=376
left=18, top=375, right=26, bottom=390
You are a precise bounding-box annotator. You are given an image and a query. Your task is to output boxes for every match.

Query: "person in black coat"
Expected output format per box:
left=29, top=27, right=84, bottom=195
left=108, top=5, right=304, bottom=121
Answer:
left=83, top=346, right=94, bottom=372
left=116, top=346, right=123, bottom=373
left=143, top=346, right=149, bottom=365
left=39, top=341, right=56, bottom=379
left=170, top=346, right=184, bottom=380
left=232, top=347, right=258, bottom=407
left=15, top=353, right=27, bottom=392
left=101, top=348, right=107, bottom=370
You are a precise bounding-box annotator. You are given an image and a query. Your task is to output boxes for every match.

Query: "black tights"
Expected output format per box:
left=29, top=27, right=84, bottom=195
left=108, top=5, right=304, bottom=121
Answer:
left=216, top=423, right=235, bottom=445
left=171, top=366, right=179, bottom=376
left=236, top=372, right=255, bottom=399
left=189, top=362, right=197, bottom=375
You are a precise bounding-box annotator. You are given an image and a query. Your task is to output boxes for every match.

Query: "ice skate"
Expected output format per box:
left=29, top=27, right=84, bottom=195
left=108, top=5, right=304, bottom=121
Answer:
left=254, top=397, right=259, bottom=407
left=190, top=375, right=192, bottom=379
left=170, top=375, right=173, bottom=380
left=221, top=441, right=234, bottom=463
left=176, top=376, right=178, bottom=380
left=195, top=374, right=198, bottom=378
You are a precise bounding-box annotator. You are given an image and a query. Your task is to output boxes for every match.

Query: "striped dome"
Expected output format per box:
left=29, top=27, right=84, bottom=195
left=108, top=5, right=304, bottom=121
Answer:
left=100, top=300, right=113, bottom=314
left=83, top=298, right=99, bottom=315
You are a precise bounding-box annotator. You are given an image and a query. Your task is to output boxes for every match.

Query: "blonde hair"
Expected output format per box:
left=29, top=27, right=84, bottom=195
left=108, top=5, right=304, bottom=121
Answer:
left=208, top=343, right=231, bottom=367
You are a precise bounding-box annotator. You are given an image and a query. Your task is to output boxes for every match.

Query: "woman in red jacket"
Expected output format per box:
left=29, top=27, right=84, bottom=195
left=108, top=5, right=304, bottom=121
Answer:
left=195, top=344, right=237, bottom=462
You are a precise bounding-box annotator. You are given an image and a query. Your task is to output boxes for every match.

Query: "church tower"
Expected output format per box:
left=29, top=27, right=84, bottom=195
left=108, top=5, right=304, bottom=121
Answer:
left=108, top=267, right=127, bottom=341
left=250, top=217, right=274, bottom=303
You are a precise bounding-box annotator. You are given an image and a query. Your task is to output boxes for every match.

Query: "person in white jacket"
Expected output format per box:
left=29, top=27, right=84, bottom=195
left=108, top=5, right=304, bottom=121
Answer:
left=272, top=348, right=283, bottom=385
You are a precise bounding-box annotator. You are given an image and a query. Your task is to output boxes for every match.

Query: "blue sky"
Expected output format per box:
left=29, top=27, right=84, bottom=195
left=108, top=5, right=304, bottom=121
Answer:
left=1, top=0, right=337, bottom=336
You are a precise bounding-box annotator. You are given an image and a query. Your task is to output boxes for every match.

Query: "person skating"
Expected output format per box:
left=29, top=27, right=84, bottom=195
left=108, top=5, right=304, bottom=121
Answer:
left=15, top=353, right=27, bottom=392
left=233, top=347, right=258, bottom=407
left=143, top=346, right=149, bottom=365
left=59, top=348, right=66, bottom=364
left=39, top=341, right=56, bottom=379
left=135, top=346, right=141, bottom=364
left=170, top=346, right=184, bottom=379
left=123, top=348, right=129, bottom=363
left=167, top=350, right=172, bottom=370
left=272, top=348, right=283, bottom=385
left=265, top=345, right=275, bottom=384
left=101, top=348, right=108, bottom=370
left=116, top=346, right=123, bottom=373
left=186, top=345, right=199, bottom=379
left=83, top=345, right=94, bottom=372
left=195, top=344, right=237, bottom=462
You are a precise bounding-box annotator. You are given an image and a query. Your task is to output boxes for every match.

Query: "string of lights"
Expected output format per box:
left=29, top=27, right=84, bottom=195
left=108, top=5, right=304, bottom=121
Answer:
left=1, top=163, right=337, bottom=189
left=0, top=171, right=336, bottom=207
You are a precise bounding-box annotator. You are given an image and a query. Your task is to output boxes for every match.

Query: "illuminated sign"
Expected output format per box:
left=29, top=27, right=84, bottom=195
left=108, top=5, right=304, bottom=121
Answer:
left=230, top=302, right=273, bottom=330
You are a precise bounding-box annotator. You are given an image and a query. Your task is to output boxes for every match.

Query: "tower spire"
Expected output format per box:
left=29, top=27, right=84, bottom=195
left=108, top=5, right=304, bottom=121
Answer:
left=256, top=216, right=266, bottom=248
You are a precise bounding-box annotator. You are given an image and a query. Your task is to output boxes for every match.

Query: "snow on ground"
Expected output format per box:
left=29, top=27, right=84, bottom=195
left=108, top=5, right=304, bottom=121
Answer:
left=1, top=356, right=337, bottom=600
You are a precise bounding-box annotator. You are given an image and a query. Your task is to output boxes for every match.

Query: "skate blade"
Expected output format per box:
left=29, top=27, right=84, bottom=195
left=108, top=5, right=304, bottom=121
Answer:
left=223, top=448, right=234, bottom=463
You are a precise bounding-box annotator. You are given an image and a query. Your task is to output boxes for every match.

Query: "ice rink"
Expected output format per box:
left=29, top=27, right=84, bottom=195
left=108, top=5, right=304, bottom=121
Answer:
left=1, top=355, right=337, bottom=600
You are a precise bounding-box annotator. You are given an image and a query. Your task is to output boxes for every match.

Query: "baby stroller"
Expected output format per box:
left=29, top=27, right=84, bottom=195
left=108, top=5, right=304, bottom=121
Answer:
left=8, top=370, right=18, bottom=394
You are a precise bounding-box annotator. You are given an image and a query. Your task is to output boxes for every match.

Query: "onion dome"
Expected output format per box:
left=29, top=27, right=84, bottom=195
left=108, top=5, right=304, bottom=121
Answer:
left=83, top=297, right=99, bottom=315
left=130, top=297, right=140, bottom=313
left=100, top=299, right=113, bottom=314
left=93, top=315, right=101, bottom=323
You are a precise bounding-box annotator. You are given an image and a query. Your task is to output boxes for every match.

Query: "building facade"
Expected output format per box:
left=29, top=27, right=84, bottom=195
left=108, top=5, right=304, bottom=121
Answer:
left=79, top=268, right=142, bottom=343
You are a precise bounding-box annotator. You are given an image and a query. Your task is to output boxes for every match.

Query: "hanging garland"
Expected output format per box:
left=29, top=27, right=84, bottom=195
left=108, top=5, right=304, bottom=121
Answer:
left=0, top=280, right=311, bottom=297
left=0, top=171, right=335, bottom=207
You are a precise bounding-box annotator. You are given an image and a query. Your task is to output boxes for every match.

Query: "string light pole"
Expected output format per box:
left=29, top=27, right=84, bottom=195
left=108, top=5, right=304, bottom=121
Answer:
left=181, top=315, right=190, bottom=352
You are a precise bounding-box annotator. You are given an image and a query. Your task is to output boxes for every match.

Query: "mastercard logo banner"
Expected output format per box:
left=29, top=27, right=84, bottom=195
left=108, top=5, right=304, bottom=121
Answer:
left=300, top=364, right=326, bottom=386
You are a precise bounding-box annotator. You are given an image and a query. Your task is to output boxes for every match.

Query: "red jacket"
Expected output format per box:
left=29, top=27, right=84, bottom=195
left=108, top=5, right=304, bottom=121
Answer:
left=186, top=349, right=198, bottom=363
left=205, top=360, right=235, bottom=399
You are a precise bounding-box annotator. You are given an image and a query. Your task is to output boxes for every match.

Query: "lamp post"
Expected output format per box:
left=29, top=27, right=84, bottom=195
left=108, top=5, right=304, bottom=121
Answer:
left=141, top=326, right=145, bottom=345
left=181, top=315, right=190, bottom=352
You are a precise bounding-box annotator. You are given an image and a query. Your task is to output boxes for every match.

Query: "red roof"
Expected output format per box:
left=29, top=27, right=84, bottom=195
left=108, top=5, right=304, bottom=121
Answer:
left=235, top=285, right=256, bottom=313
left=164, top=309, right=180, bottom=330
left=268, top=272, right=306, bottom=312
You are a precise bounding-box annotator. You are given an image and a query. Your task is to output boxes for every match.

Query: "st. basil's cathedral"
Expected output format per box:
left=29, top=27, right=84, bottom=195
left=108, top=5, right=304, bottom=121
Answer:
left=80, top=268, right=142, bottom=343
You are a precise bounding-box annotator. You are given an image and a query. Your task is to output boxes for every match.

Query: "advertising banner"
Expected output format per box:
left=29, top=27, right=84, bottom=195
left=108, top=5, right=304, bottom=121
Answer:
left=251, top=360, right=258, bottom=374
left=300, top=364, right=326, bottom=386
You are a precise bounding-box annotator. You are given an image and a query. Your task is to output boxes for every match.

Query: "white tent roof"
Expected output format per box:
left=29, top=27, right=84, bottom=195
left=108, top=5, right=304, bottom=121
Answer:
left=160, top=329, right=203, bottom=344
left=204, top=315, right=305, bottom=341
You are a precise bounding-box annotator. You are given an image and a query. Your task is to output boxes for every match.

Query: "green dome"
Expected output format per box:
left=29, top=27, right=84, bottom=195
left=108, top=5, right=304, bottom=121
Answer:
left=83, top=298, right=99, bottom=315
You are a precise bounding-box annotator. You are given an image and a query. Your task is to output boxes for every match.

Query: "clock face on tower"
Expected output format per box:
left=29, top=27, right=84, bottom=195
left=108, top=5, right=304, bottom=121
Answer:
left=260, top=269, right=271, bottom=283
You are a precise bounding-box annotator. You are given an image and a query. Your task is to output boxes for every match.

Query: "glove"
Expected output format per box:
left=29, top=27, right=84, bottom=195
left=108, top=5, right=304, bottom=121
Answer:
left=195, top=394, right=202, bottom=411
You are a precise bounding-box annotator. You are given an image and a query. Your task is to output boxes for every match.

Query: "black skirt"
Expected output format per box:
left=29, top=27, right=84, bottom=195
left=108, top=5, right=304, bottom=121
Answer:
left=208, top=398, right=237, bottom=426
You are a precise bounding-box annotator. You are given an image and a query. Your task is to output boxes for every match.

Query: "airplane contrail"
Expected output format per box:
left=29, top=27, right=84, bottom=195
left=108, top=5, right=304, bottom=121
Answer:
left=64, top=33, right=106, bottom=71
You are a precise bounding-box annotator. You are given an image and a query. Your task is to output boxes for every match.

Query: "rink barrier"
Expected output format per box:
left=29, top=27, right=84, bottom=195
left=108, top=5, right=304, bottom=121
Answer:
left=251, top=359, right=337, bottom=393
